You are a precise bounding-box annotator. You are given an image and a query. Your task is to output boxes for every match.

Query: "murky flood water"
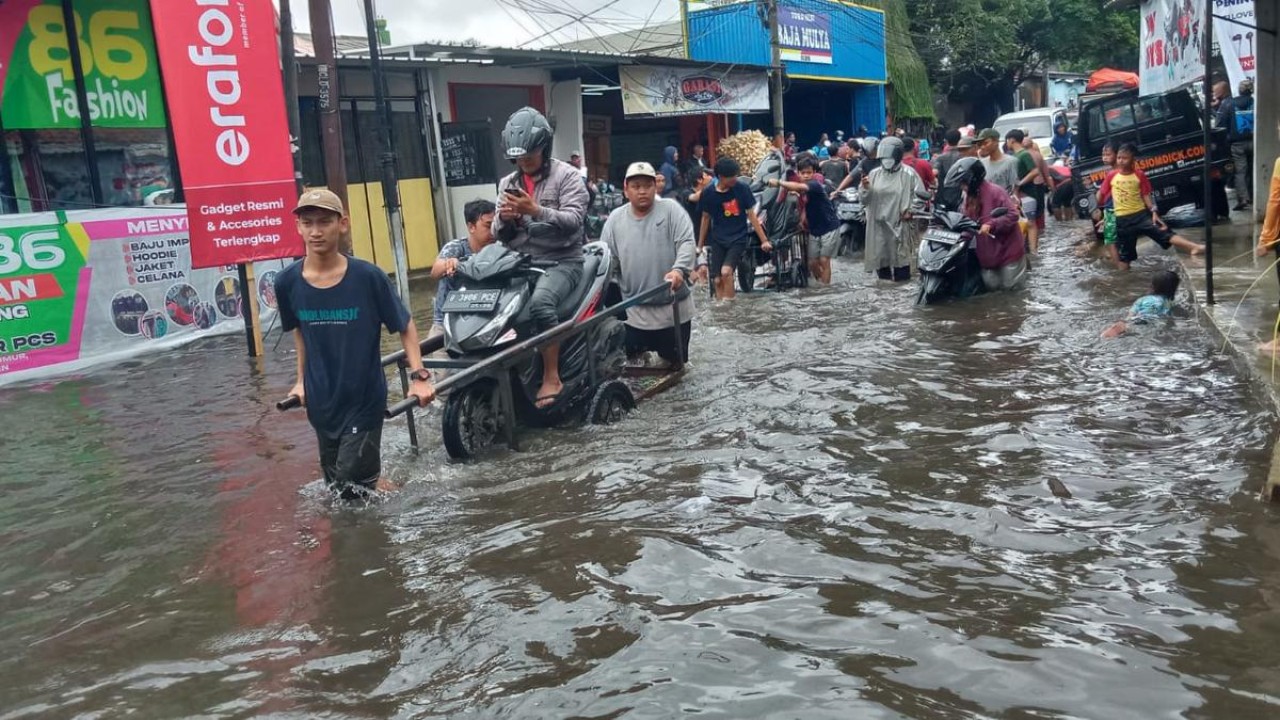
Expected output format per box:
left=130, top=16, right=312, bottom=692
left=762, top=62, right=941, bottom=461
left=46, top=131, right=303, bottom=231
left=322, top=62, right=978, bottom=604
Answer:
left=4, top=222, right=1280, bottom=719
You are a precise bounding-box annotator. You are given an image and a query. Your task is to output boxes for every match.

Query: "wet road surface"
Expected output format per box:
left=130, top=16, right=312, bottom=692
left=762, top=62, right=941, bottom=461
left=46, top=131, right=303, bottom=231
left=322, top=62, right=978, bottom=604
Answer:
left=3, top=221, right=1280, bottom=719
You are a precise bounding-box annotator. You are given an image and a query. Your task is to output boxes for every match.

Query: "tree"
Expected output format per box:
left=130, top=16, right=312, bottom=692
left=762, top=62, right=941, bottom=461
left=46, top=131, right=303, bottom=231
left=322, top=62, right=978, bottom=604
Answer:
left=907, top=0, right=1140, bottom=121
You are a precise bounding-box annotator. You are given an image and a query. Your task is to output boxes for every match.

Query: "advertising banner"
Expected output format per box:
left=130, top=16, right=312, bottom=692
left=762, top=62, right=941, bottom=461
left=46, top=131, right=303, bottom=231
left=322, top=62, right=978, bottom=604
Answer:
left=0, top=208, right=285, bottom=384
left=778, top=8, right=833, bottom=65
left=1213, top=0, right=1256, bottom=94
left=620, top=65, right=770, bottom=117
left=148, top=0, right=301, bottom=269
left=0, top=0, right=167, bottom=129
left=1139, top=0, right=1207, bottom=96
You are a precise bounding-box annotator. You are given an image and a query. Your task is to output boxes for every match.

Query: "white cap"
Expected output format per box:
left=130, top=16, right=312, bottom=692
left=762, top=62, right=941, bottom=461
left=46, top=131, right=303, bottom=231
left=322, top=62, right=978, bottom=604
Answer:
left=624, top=161, right=657, bottom=180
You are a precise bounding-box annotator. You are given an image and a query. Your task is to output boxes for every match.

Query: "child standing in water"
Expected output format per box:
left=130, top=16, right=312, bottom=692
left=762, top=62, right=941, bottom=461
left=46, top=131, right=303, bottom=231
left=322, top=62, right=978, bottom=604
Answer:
left=1102, top=270, right=1181, bottom=338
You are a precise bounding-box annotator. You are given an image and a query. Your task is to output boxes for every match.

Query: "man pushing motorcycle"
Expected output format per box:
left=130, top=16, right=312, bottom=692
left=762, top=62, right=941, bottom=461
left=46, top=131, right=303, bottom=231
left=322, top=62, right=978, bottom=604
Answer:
left=493, top=107, right=590, bottom=408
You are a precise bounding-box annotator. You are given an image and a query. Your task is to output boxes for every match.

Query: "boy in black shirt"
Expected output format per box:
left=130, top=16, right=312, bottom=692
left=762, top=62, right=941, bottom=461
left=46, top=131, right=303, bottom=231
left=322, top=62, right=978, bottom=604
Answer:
left=770, top=155, right=841, bottom=284
left=275, top=189, right=435, bottom=499
left=697, top=157, right=772, bottom=299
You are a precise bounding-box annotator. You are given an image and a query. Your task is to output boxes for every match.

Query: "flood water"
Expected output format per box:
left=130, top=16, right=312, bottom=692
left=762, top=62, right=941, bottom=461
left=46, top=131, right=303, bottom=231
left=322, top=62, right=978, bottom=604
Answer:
left=4, top=221, right=1280, bottom=719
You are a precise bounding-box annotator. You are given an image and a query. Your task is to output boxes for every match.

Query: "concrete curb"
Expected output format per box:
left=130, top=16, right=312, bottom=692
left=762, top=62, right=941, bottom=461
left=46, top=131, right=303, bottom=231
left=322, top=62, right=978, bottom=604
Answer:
left=1177, top=259, right=1280, bottom=501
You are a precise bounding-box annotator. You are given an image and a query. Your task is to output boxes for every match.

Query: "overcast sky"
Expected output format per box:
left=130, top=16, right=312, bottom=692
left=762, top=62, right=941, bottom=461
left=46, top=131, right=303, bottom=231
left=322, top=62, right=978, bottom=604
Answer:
left=277, top=0, right=683, bottom=49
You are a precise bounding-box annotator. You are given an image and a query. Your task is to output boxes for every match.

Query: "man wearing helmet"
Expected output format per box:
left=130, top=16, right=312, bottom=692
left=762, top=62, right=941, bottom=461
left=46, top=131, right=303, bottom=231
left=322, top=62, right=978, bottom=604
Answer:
left=947, top=157, right=1028, bottom=291
left=494, top=106, right=590, bottom=408
left=859, top=136, right=925, bottom=282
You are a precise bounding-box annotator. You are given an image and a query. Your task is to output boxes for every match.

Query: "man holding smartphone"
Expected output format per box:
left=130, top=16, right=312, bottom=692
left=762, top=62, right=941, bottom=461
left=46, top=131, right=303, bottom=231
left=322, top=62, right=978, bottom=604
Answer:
left=493, top=107, right=590, bottom=408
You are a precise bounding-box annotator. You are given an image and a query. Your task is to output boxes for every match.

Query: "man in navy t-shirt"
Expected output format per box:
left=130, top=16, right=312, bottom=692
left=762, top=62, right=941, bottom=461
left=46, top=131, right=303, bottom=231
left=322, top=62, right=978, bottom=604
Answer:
left=696, top=156, right=772, bottom=300
left=770, top=155, right=841, bottom=284
left=275, top=188, right=435, bottom=499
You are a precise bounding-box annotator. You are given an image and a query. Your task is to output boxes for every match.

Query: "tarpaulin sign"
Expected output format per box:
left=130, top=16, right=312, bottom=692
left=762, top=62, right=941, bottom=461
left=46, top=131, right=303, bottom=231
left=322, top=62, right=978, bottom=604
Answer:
left=0, top=0, right=168, bottom=129
left=1139, top=0, right=1207, bottom=96
left=148, top=0, right=301, bottom=269
left=778, top=8, right=832, bottom=65
left=620, top=65, right=770, bottom=117
left=1213, top=0, right=1256, bottom=94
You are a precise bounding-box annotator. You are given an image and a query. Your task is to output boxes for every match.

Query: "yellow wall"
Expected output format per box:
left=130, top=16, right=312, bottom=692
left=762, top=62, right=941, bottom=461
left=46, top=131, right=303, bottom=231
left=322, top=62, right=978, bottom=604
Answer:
left=346, top=178, right=440, bottom=273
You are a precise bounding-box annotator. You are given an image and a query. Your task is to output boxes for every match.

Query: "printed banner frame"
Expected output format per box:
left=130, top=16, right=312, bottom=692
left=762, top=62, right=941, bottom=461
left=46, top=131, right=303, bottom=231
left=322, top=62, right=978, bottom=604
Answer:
left=620, top=65, right=770, bottom=117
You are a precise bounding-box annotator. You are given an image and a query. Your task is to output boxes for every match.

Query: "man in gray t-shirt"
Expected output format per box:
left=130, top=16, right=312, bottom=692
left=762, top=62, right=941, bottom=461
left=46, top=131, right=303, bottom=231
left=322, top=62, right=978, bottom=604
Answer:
left=976, top=127, right=1021, bottom=195
left=601, top=161, right=696, bottom=367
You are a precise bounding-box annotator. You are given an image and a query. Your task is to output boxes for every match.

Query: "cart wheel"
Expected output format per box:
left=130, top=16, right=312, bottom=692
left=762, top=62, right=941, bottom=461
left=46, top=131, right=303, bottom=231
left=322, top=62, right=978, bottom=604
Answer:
left=442, top=382, right=502, bottom=460
left=737, top=248, right=757, bottom=293
left=589, top=379, right=635, bottom=425
left=794, top=262, right=809, bottom=289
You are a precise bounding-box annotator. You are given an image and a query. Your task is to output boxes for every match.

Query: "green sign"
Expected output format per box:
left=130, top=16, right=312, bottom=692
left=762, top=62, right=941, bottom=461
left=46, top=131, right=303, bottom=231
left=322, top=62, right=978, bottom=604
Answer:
left=1, top=0, right=166, bottom=129
left=0, top=220, right=87, bottom=363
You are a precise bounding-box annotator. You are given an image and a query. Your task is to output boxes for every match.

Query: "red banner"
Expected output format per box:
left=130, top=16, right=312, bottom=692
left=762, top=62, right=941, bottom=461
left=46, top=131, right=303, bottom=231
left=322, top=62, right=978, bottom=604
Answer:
left=148, top=0, right=301, bottom=268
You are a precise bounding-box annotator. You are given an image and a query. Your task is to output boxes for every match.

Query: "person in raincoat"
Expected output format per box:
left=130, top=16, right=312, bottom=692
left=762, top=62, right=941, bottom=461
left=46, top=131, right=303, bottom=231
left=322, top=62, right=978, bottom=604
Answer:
left=859, top=136, right=925, bottom=282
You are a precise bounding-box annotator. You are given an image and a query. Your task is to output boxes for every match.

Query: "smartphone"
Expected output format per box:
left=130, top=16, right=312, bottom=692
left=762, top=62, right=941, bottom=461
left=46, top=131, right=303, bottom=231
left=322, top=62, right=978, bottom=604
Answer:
left=504, top=186, right=525, bottom=197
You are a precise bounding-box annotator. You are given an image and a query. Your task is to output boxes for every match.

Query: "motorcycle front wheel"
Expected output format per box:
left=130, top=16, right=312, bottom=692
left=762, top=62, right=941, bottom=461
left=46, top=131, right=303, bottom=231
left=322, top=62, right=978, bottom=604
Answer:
left=442, top=381, right=502, bottom=460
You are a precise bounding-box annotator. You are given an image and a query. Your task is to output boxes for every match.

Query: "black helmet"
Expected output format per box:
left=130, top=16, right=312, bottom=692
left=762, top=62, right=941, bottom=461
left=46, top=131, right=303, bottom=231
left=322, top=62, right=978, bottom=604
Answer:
left=502, top=107, right=553, bottom=160
left=945, top=156, right=985, bottom=189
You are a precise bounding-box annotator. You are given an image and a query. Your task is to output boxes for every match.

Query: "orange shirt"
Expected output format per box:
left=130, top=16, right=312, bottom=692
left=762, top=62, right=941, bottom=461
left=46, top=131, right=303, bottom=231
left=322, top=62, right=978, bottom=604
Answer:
left=1259, top=158, right=1280, bottom=250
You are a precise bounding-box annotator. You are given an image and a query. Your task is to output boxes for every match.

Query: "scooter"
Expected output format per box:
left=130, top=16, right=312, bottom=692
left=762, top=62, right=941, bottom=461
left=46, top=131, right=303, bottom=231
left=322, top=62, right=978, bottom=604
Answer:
left=440, top=238, right=625, bottom=459
left=835, top=188, right=865, bottom=256
left=916, top=206, right=1009, bottom=305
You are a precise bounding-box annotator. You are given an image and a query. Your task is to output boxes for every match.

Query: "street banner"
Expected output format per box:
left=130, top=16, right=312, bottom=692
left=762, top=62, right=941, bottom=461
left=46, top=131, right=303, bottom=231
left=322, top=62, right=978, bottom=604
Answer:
left=620, top=65, right=770, bottom=117
left=148, top=0, right=301, bottom=269
left=1213, top=0, right=1256, bottom=93
left=778, top=8, right=833, bottom=65
left=0, top=207, right=283, bottom=384
left=0, top=0, right=167, bottom=129
left=1139, top=0, right=1207, bottom=96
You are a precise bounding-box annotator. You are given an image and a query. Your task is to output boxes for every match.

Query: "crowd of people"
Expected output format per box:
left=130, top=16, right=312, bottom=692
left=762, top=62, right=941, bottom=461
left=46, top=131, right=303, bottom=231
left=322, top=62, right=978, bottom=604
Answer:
left=277, top=106, right=1222, bottom=499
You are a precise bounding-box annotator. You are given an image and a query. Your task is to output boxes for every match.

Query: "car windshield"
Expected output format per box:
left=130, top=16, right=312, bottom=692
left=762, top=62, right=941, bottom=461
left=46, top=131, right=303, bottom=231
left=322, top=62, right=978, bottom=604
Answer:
left=993, top=116, right=1055, bottom=139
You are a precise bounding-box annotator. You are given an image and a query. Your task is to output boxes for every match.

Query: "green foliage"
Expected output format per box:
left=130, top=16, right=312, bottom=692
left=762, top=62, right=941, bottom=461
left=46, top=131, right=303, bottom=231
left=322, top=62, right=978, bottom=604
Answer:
left=906, top=0, right=1140, bottom=111
left=867, top=0, right=936, bottom=121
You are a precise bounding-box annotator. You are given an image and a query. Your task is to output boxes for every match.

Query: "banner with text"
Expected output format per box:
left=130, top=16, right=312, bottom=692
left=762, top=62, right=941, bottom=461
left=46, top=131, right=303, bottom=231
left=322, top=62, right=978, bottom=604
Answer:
left=778, top=8, right=832, bottom=65
left=1139, top=0, right=1207, bottom=96
left=149, top=0, right=300, bottom=269
left=0, top=0, right=167, bottom=129
left=1213, top=0, right=1256, bottom=94
left=620, top=65, right=770, bottom=117
left=0, top=207, right=284, bottom=385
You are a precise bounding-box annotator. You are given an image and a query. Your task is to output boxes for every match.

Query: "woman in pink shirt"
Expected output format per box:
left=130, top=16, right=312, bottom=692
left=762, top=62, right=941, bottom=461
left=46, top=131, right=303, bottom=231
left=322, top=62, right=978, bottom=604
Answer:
left=952, top=157, right=1028, bottom=291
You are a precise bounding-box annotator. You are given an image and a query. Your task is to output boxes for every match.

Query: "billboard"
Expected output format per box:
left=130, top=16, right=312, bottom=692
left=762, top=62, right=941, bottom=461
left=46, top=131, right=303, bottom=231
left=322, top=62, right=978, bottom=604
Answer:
left=1139, top=0, right=1207, bottom=96
left=620, top=65, right=770, bottom=117
left=149, top=0, right=301, bottom=269
left=778, top=8, right=833, bottom=65
left=0, top=0, right=167, bottom=129
left=1213, top=0, right=1256, bottom=93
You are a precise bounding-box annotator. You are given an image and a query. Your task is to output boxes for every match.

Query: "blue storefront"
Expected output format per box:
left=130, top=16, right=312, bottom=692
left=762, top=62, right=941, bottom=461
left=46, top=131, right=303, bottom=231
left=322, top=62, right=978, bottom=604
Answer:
left=685, top=0, right=887, bottom=145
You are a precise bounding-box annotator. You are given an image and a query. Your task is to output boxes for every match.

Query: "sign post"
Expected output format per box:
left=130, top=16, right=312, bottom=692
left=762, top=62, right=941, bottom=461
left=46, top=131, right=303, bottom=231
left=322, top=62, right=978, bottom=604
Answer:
left=148, top=0, right=303, bottom=356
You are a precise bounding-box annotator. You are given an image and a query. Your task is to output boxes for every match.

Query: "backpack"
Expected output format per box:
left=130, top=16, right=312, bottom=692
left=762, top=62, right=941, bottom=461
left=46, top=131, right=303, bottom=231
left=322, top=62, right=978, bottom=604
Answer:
left=1235, top=97, right=1255, bottom=138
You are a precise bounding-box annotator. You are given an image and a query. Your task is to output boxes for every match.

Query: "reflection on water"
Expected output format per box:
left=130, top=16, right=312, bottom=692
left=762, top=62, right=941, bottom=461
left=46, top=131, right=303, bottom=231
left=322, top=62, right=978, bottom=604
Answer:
left=2, top=223, right=1279, bottom=718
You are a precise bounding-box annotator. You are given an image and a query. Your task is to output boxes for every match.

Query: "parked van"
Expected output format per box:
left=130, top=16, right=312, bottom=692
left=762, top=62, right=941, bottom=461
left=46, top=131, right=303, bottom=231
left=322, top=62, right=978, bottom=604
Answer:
left=992, top=107, right=1072, bottom=158
left=1071, top=87, right=1230, bottom=217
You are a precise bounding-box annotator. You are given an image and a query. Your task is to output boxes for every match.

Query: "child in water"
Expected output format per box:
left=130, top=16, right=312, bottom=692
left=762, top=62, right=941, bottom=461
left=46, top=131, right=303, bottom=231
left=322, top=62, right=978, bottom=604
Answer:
left=1102, top=270, right=1180, bottom=338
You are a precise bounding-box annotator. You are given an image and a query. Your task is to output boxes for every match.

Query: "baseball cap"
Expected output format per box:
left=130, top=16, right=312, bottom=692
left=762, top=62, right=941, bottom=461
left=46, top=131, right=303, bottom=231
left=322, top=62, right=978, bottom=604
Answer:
left=571, top=149, right=583, bottom=157
left=956, top=135, right=977, bottom=149
left=977, top=128, right=1001, bottom=143
left=294, top=188, right=345, bottom=215
left=624, top=161, right=657, bottom=180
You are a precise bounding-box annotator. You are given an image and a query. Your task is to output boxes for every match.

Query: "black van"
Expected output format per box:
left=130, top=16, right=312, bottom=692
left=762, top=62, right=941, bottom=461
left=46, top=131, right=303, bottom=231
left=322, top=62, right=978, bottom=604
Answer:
left=1072, top=87, right=1231, bottom=218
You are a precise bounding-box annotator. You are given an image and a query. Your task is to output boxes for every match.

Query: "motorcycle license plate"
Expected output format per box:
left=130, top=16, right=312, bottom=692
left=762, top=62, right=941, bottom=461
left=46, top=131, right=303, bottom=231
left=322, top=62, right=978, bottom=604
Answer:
left=441, top=289, right=502, bottom=313
left=924, top=229, right=962, bottom=244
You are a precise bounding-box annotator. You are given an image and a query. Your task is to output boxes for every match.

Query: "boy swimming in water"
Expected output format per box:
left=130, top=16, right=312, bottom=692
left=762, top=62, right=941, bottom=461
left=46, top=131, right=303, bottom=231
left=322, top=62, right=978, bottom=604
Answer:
left=1101, top=270, right=1180, bottom=338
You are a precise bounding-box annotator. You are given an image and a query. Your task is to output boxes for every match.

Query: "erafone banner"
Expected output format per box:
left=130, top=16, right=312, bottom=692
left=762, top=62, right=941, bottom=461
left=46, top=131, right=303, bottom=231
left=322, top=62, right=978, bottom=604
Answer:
left=0, top=208, right=284, bottom=385
left=148, top=0, right=301, bottom=269
left=1139, top=0, right=1207, bottom=96
left=1213, top=0, right=1256, bottom=93
left=620, top=65, right=769, bottom=117
left=778, top=8, right=832, bottom=65
left=0, top=0, right=167, bottom=129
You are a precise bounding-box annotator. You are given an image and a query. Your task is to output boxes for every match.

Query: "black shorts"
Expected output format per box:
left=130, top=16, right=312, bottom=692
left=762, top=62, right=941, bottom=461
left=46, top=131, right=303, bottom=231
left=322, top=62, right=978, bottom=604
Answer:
left=317, top=425, right=382, bottom=499
left=1115, top=212, right=1175, bottom=263
left=709, top=238, right=748, bottom=276
left=625, top=321, right=692, bottom=365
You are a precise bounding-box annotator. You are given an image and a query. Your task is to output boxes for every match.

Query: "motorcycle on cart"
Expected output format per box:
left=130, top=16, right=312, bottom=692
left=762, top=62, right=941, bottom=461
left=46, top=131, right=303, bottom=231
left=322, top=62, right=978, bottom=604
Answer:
left=731, top=149, right=810, bottom=294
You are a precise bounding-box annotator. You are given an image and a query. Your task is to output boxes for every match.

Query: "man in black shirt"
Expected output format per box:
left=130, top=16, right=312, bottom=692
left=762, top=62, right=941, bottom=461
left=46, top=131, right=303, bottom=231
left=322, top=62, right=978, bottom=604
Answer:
left=697, top=157, right=772, bottom=300
left=275, top=189, right=435, bottom=499
left=820, top=147, right=850, bottom=188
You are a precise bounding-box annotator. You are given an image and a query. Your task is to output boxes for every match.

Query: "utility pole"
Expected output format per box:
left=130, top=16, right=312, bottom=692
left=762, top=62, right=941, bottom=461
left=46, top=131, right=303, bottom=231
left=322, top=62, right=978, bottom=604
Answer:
left=308, top=0, right=353, bottom=254
left=1201, top=0, right=1214, bottom=305
left=362, top=0, right=412, bottom=306
left=279, top=0, right=304, bottom=196
left=767, top=0, right=785, bottom=135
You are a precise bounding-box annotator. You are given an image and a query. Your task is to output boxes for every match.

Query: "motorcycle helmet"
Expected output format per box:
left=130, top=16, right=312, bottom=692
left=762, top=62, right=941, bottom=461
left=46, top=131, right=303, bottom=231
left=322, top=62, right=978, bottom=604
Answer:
left=501, top=107, right=554, bottom=160
left=876, top=136, right=904, bottom=170
left=860, top=136, right=879, bottom=157
left=944, top=156, right=986, bottom=191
